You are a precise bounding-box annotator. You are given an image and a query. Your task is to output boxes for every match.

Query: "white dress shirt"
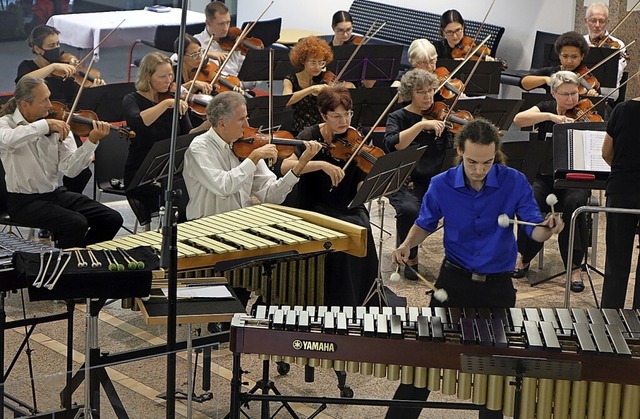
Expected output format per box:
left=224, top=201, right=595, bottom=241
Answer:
left=183, top=127, right=299, bottom=219
left=0, top=109, right=97, bottom=194
left=194, top=28, right=245, bottom=77
left=584, top=33, right=627, bottom=101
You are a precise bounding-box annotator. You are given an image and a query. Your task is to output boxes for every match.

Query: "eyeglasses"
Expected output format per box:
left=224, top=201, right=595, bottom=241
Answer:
left=559, top=54, right=582, bottom=61
left=415, top=88, right=436, bottom=96
left=326, top=110, right=354, bottom=121
left=335, top=27, right=353, bottom=35
left=186, top=50, right=203, bottom=59
left=587, top=18, right=608, bottom=25
left=443, top=27, right=463, bottom=37
left=306, top=60, right=327, bottom=67
left=555, top=91, right=579, bottom=98
left=414, top=59, right=437, bottom=67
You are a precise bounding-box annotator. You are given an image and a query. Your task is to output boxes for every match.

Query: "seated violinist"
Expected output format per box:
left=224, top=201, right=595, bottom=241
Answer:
left=182, top=91, right=321, bottom=220
left=584, top=2, right=627, bottom=102
left=519, top=31, right=598, bottom=97
left=512, top=71, right=595, bottom=290
left=0, top=76, right=122, bottom=248
left=280, top=85, right=378, bottom=307
left=384, top=68, right=451, bottom=280
left=329, top=10, right=375, bottom=88
left=392, top=39, right=439, bottom=88
left=173, top=34, right=213, bottom=96
left=434, top=9, right=495, bottom=62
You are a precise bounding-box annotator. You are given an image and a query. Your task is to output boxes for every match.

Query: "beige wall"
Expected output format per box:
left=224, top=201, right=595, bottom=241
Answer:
left=575, top=1, right=639, bottom=100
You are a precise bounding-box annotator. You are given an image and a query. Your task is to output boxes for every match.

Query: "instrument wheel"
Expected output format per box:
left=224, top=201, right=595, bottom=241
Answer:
left=276, top=361, right=290, bottom=375
left=339, top=386, right=354, bottom=398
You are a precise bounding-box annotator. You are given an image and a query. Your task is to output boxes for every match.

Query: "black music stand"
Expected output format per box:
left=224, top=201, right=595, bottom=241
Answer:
left=350, top=145, right=427, bottom=307
left=455, top=97, right=523, bottom=130
left=436, top=59, right=503, bottom=95
left=246, top=94, right=293, bottom=131
left=461, top=354, right=581, bottom=419
left=325, top=44, right=404, bottom=82
left=76, top=83, right=135, bottom=122
left=237, top=48, right=297, bottom=81
left=349, top=87, right=399, bottom=128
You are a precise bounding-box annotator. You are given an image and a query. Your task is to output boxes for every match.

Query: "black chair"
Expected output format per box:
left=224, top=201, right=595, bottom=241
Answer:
left=127, top=22, right=206, bottom=81
left=240, top=18, right=283, bottom=48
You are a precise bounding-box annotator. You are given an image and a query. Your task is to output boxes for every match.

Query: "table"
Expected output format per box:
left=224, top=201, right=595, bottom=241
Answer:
left=47, top=7, right=205, bottom=58
left=277, top=28, right=322, bottom=46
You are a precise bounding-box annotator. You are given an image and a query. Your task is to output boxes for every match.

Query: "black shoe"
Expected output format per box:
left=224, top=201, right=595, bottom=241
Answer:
left=512, top=263, right=530, bottom=279
left=38, top=229, right=50, bottom=239
left=207, top=322, right=230, bottom=334
left=404, top=264, right=419, bottom=281
left=570, top=269, right=585, bottom=292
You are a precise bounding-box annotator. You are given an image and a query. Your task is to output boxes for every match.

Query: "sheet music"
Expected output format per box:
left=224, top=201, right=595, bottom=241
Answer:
left=568, top=129, right=610, bottom=172
left=162, top=285, right=233, bottom=299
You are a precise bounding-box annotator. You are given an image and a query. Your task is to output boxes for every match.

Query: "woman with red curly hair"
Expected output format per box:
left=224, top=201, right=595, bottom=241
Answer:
left=283, top=36, right=334, bottom=134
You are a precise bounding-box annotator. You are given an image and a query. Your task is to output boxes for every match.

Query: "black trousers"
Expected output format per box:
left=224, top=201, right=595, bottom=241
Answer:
left=517, top=175, right=590, bottom=267
left=388, top=183, right=427, bottom=260
left=601, top=193, right=640, bottom=308
left=7, top=188, right=123, bottom=248
left=385, top=261, right=513, bottom=419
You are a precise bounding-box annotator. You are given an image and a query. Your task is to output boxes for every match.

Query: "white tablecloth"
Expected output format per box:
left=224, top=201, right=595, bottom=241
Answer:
left=47, top=8, right=205, bottom=57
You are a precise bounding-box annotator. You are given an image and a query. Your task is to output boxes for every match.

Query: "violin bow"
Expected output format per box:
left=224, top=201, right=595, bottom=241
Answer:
left=596, top=0, right=640, bottom=48
left=64, top=55, right=97, bottom=126
left=440, top=51, right=484, bottom=126
left=76, top=19, right=126, bottom=67
left=470, top=0, right=496, bottom=45
left=577, top=39, right=636, bottom=82
left=436, top=35, right=490, bottom=92
left=574, top=69, right=640, bottom=119
left=333, top=21, right=387, bottom=82
left=210, top=1, right=274, bottom=86
left=184, top=31, right=218, bottom=100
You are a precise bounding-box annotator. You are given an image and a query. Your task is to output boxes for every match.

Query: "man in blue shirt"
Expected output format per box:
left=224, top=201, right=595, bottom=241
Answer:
left=386, top=118, right=564, bottom=419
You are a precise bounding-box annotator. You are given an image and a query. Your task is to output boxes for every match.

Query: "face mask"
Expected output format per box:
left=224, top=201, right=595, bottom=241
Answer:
left=41, top=47, right=61, bottom=63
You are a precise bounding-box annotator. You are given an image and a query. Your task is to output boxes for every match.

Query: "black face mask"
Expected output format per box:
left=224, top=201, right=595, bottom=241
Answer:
left=41, top=47, right=61, bottom=63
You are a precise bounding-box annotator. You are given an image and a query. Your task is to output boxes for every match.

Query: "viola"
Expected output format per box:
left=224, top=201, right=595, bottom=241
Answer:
left=233, top=127, right=323, bottom=160
left=422, top=102, right=474, bottom=135
left=49, top=101, right=135, bottom=139
left=328, top=127, right=385, bottom=174
left=574, top=65, right=601, bottom=95
left=51, top=53, right=102, bottom=88
left=433, top=67, right=464, bottom=100
left=218, top=27, right=264, bottom=56
left=565, top=99, right=604, bottom=123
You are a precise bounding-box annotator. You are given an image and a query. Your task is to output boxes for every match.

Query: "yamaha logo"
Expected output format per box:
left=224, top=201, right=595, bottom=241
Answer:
left=292, top=339, right=336, bottom=353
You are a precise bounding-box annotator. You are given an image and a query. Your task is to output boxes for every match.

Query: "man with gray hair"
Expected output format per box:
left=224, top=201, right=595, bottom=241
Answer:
left=183, top=91, right=321, bottom=220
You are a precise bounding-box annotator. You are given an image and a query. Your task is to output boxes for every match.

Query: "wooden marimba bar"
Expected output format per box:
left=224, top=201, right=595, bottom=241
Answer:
left=231, top=306, right=640, bottom=419
left=89, top=204, right=367, bottom=306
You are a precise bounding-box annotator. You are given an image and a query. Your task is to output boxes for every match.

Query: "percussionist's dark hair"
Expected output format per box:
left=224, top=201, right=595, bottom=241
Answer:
left=454, top=118, right=506, bottom=165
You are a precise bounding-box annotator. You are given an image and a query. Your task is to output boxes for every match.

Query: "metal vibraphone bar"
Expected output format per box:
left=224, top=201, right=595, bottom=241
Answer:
left=230, top=306, right=640, bottom=419
left=89, top=204, right=367, bottom=306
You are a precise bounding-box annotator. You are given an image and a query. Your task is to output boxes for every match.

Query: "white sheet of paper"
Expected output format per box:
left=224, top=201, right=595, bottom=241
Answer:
left=161, top=285, right=233, bottom=299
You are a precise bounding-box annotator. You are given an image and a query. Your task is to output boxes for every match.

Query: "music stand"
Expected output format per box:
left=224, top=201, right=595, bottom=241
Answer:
left=76, top=83, right=135, bottom=122
left=325, top=44, right=404, bottom=82
left=349, top=145, right=427, bottom=307
left=237, top=48, right=296, bottom=81
left=545, top=45, right=619, bottom=88
left=455, top=97, right=524, bottom=130
left=461, top=354, right=581, bottom=419
left=349, top=87, right=400, bottom=128
left=436, top=59, right=503, bottom=95
left=246, top=94, right=293, bottom=131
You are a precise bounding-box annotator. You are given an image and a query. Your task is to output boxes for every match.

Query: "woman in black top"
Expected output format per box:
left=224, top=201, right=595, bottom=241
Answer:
left=384, top=69, right=450, bottom=280
left=513, top=71, right=593, bottom=289
left=601, top=96, right=640, bottom=308
left=281, top=86, right=378, bottom=307
left=122, top=52, right=193, bottom=225
left=434, top=9, right=496, bottom=63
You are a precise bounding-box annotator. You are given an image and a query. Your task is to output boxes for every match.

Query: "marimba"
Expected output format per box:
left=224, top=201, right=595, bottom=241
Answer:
left=231, top=306, right=640, bottom=419
left=89, top=204, right=367, bottom=306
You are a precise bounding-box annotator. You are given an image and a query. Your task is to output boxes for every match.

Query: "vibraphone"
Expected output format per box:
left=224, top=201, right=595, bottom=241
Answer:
left=230, top=306, right=640, bottom=419
left=89, top=204, right=367, bottom=306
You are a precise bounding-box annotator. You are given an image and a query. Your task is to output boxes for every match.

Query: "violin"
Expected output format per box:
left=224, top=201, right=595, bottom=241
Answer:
left=192, top=60, right=247, bottom=95
left=51, top=53, right=102, bottom=88
left=347, top=35, right=364, bottom=45
left=328, top=127, right=384, bottom=173
left=422, top=101, right=474, bottom=135
left=433, top=67, right=464, bottom=100
left=233, top=127, right=322, bottom=159
left=574, top=65, right=601, bottom=95
left=218, top=27, right=264, bottom=56
left=593, top=37, right=630, bottom=60
left=451, top=36, right=508, bottom=69
left=49, top=101, right=135, bottom=139
left=565, top=99, right=604, bottom=123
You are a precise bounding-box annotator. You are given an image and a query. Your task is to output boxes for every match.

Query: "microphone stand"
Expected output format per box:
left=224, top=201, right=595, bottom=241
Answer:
left=161, top=1, right=188, bottom=418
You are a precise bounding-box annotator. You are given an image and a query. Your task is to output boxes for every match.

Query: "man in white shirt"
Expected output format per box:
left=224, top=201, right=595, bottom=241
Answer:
left=583, top=2, right=627, bottom=102
left=183, top=91, right=321, bottom=220
left=195, top=1, right=244, bottom=78
left=0, top=76, right=123, bottom=248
